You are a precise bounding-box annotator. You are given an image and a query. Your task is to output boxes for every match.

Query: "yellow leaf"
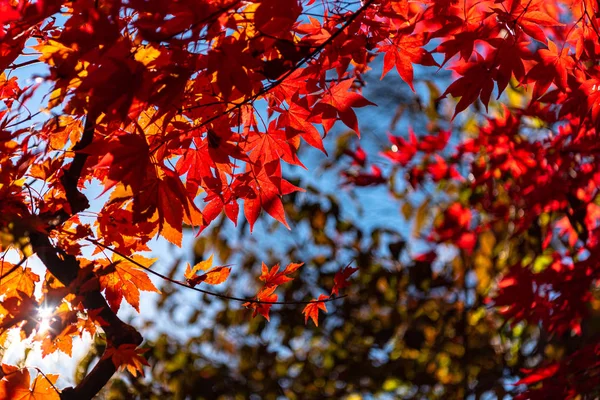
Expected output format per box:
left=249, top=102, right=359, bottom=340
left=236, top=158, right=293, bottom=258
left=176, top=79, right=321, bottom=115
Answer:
left=202, top=266, right=231, bottom=285
left=134, top=45, right=161, bottom=66
left=34, top=40, right=74, bottom=66
left=190, top=254, right=214, bottom=275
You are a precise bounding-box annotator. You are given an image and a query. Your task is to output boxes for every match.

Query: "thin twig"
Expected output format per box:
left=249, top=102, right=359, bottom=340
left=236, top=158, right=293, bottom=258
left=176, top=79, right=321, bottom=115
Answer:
left=87, top=238, right=347, bottom=305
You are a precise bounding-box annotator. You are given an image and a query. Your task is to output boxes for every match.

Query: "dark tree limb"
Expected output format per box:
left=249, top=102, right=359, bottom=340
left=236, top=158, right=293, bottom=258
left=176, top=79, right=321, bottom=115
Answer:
left=29, top=113, right=143, bottom=400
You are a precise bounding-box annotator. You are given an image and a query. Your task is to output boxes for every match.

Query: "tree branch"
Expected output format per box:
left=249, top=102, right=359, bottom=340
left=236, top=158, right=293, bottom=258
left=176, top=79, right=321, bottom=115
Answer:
left=29, top=113, right=143, bottom=400
left=87, top=238, right=348, bottom=305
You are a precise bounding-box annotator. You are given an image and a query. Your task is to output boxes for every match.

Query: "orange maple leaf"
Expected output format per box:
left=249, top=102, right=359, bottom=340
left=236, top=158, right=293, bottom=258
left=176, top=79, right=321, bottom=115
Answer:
left=40, top=325, right=77, bottom=358
left=259, top=262, right=303, bottom=287
left=97, top=255, right=159, bottom=313
left=102, top=344, right=150, bottom=377
left=0, top=261, right=40, bottom=298
left=0, top=365, right=59, bottom=400
left=303, top=294, right=328, bottom=326
left=184, top=255, right=231, bottom=286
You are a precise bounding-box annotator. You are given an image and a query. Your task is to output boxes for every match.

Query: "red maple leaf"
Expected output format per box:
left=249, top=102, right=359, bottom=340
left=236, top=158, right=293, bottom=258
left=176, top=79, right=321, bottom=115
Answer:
left=380, top=32, right=437, bottom=91
left=315, top=78, right=375, bottom=136
left=331, top=265, right=358, bottom=296
left=440, top=53, right=496, bottom=118
left=244, top=285, right=278, bottom=321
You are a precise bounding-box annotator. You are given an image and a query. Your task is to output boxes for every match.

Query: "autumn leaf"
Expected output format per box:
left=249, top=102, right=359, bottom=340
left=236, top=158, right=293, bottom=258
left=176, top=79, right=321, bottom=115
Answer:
left=303, top=294, right=328, bottom=326
left=245, top=121, right=304, bottom=167
left=381, top=130, right=418, bottom=166
left=284, top=100, right=327, bottom=154
left=244, top=285, right=278, bottom=321
left=315, top=78, right=375, bottom=136
left=0, top=262, right=40, bottom=298
left=184, top=255, right=232, bottom=286
left=91, top=133, right=151, bottom=194
left=259, top=262, right=303, bottom=287
left=380, top=32, right=437, bottom=91
left=331, top=266, right=358, bottom=296
left=40, top=326, right=77, bottom=358
left=98, top=255, right=159, bottom=313
left=342, top=165, right=386, bottom=187
left=0, top=365, right=59, bottom=400
left=185, top=254, right=214, bottom=277
left=242, top=160, right=301, bottom=231
left=440, top=53, right=495, bottom=118
left=526, top=39, right=575, bottom=100
left=102, top=344, right=150, bottom=377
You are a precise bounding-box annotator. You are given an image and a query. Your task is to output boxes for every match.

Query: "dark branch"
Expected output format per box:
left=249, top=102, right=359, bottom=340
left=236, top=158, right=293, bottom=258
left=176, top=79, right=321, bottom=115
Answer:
left=28, top=112, right=142, bottom=400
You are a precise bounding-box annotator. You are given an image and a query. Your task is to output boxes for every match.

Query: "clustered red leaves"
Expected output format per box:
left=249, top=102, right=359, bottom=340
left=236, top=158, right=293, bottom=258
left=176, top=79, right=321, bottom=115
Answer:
left=244, top=262, right=302, bottom=321
left=0, top=0, right=598, bottom=397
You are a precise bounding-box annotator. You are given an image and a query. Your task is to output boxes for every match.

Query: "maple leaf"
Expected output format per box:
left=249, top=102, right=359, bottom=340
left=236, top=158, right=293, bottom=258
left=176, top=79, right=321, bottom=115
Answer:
left=244, top=285, right=278, bottom=321
left=102, top=344, right=150, bottom=377
left=315, top=78, right=375, bottom=136
left=417, top=130, right=451, bottom=153
left=343, top=146, right=367, bottom=167
left=580, top=74, right=600, bottom=122
left=491, top=0, right=563, bottom=43
left=242, top=159, right=301, bottom=231
left=0, top=365, right=59, bottom=400
left=380, top=32, right=437, bottom=91
left=245, top=121, right=304, bottom=167
left=283, top=99, right=327, bottom=154
left=486, top=37, right=532, bottom=97
left=259, top=262, right=303, bottom=287
left=427, top=154, right=462, bottom=182
left=440, top=53, right=495, bottom=118
left=526, top=39, right=575, bottom=100
left=0, top=291, right=37, bottom=333
left=40, top=328, right=75, bottom=358
left=381, top=130, right=418, bottom=166
left=185, top=255, right=231, bottom=286
left=436, top=29, right=483, bottom=66
left=303, top=294, right=329, bottom=326
left=331, top=266, right=358, bottom=296
left=91, top=133, right=150, bottom=194
left=0, top=263, right=40, bottom=298
left=97, top=255, right=159, bottom=313
left=254, top=0, right=301, bottom=37
left=133, top=166, right=204, bottom=246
